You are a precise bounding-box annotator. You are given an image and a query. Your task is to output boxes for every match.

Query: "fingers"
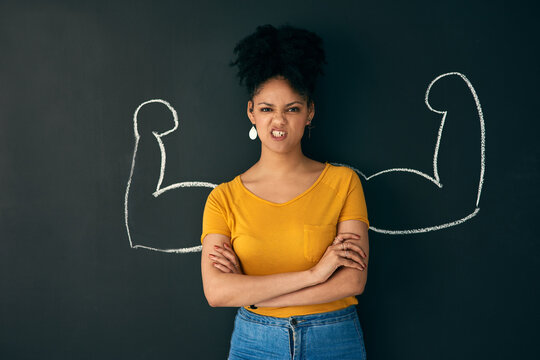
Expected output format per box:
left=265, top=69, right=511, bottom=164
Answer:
left=330, top=243, right=367, bottom=270
left=333, top=232, right=361, bottom=243
left=344, top=241, right=367, bottom=259
left=342, top=258, right=364, bottom=271
left=337, top=249, right=366, bottom=270
left=333, top=236, right=367, bottom=259
left=333, top=239, right=367, bottom=258
left=210, top=244, right=240, bottom=273
left=209, top=253, right=236, bottom=272
left=216, top=244, right=241, bottom=269
left=212, top=261, right=234, bottom=273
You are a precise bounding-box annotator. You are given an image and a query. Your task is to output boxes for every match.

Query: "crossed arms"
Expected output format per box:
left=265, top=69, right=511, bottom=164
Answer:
left=200, top=219, right=369, bottom=308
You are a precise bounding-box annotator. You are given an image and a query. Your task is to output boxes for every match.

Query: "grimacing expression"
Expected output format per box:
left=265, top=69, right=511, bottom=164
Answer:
left=247, top=77, right=314, bottom=152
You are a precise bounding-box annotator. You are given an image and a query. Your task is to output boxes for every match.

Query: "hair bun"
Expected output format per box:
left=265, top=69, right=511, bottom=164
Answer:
left=230, top=23, right=327, bottom=102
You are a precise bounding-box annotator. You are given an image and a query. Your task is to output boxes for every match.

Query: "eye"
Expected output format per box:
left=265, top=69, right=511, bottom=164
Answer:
left=261, top=107, right=272, bottom=112
left=288, top=107, right=300, bottom=112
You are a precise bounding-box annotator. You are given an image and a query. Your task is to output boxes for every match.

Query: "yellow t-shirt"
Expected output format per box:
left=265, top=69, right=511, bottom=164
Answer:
left=200, top=162, right=369, bottom=318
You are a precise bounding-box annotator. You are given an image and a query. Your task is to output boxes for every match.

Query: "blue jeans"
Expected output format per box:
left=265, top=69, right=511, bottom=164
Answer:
left=228, top=306, right=367, bottom=359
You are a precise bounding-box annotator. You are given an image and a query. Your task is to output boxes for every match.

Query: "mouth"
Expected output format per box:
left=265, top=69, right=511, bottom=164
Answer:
left=271, top=129, right=287, bottom=140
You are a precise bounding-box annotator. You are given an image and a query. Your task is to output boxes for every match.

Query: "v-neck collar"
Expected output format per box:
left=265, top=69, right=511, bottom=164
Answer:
left=236, top=162, right=330, bottom=206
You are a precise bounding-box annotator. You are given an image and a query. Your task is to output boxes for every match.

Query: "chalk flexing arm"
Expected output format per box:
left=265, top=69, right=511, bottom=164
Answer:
left=341, top=72, right=485, bottom=235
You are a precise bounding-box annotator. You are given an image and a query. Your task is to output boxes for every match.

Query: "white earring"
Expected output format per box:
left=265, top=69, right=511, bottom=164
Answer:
left=249, top=125, right=258, bottom=140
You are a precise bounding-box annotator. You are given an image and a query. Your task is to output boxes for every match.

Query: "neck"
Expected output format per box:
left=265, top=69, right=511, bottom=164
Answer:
left=254, top=145, right=310, bottom=178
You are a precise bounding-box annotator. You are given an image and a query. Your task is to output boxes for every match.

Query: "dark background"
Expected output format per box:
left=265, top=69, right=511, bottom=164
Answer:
left=1, top=0, right=538, bottom=359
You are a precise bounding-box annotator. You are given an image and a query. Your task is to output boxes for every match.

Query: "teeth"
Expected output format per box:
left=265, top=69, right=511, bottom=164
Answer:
left=272, top=130, right=286, bottom=137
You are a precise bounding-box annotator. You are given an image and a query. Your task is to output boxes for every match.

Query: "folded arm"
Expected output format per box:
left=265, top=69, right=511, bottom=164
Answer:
left=202, top=236, right=316, bottom=307
left=255, top=267, right=361, bottom=307
left=203, top=219, right=369, bottom=308
left=255, top=220, right=369, bottom=307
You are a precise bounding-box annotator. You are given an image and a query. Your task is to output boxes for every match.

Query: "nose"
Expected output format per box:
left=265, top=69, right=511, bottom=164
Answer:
left=272, top=110, right=287, bottom=125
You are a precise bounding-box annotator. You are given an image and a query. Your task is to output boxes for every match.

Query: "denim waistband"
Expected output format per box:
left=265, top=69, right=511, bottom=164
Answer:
left=237, top=305, right=357, bottom=328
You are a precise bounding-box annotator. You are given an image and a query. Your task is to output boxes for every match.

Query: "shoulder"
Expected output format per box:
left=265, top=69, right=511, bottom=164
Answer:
left=208, top=179, right=233, bottom=197
left=327, top=163, right=361, bottom=182
left=207, top=175, right=241, bottom=203
left=324, top=163, right=364, bottom=194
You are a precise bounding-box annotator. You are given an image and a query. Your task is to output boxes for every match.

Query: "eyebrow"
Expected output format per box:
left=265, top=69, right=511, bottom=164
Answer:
left=257, top=101, right=303, bottom=107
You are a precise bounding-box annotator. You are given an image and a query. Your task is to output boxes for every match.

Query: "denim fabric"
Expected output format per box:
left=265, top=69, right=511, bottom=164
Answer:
left=228, top=306, right=367, bottom=360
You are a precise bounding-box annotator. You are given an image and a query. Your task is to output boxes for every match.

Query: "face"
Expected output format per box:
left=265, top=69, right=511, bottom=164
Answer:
left=247, top=76, right=314, bottom=153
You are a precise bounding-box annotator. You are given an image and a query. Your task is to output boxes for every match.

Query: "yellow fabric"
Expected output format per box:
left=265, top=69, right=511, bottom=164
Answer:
left=200, top=162, right=369, bottom=318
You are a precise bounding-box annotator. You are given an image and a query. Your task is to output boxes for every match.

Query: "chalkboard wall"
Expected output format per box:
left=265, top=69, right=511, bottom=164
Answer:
left=1, top=0, right=538, bottom=359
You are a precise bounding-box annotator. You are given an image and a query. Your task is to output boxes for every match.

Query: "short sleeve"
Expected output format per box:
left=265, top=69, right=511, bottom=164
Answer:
left=337, top=170, right=369, bottom=227
left=200, top=187, right=231, bottom=244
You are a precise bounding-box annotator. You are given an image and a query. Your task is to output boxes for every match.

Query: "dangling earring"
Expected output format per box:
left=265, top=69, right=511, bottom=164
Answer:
left=307, top=121, right=313, bottom=139
left=249, top=125, right=258, bottom=140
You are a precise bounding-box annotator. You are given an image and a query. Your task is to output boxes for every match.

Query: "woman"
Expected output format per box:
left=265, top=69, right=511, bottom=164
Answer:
left=200, top=24, right=370, bottom=359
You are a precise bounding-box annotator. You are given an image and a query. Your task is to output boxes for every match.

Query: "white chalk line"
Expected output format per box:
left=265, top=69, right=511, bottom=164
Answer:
left=124, top=72, right=486, bottom=252
left=331, top=72, right=486, bottom=235
left=370, top=207, right=480, bottom=235
left=124, top=99, right=215, bottom=254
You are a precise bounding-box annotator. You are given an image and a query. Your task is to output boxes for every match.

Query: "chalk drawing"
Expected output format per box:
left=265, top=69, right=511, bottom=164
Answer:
left=333, top=72, right=486, bottom=234
left=124, top=99, right=213, bottom=253
left=124, top=72, right=485, bottom=253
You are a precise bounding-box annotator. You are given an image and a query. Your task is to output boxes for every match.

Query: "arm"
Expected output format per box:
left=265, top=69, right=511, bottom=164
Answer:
left=256, top=268, right=361, bottom=307
left=202, top=233, right=316, bottom=307
left=251, top=219, right=369, bottom=307
left=201, top=231, right=364, bottom=307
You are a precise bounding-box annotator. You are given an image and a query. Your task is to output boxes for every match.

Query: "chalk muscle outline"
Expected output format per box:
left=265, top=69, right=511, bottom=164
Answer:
left=124, top=72, right=485, bottom=253
left=334, top=72, right=485, bottom=234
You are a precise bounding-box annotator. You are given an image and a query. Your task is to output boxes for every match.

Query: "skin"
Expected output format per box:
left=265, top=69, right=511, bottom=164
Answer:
left=201, top=75, right=370, bottom=307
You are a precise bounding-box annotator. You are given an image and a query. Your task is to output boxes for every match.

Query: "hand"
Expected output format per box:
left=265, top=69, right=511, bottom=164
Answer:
left=209, top=243, right=243, bottom=274
left=310, top=235, right=366, bottom=284
left=332, top=232, right=368, bottom=268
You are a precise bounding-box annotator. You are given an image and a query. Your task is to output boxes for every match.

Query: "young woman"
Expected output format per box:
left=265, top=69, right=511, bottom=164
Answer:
left=200, top=24, right=370, bottom=359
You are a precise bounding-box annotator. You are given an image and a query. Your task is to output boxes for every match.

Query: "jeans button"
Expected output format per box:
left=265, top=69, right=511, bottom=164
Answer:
left=291, top=318, right=297, bottom=326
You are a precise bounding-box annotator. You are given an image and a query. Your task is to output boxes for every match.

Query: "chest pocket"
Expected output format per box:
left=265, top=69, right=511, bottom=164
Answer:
left=303, top=224, right=336, bottom=263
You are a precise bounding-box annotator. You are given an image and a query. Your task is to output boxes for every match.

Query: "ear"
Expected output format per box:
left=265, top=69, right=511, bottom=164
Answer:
left=307, top=100, right=315, bottom=124
left=247, top=100, right=254, bottom=124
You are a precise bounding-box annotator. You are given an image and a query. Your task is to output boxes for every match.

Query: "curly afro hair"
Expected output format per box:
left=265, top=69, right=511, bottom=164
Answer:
left=229, top=24, right=327, bottom=105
